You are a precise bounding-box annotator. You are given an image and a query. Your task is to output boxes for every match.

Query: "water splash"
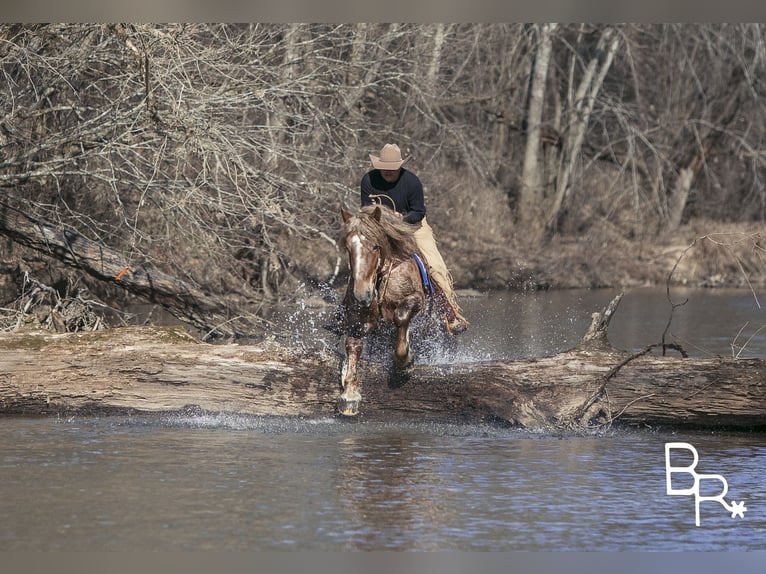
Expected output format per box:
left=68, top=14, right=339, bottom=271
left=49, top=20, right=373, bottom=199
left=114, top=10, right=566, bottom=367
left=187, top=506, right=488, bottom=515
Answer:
left=261, top=287, right=601, bottom=366
left=266, top=282, right=341, bottom=355
left=164, top=412, right=339, bottom=432
left=158, top=412, right=540, bottom=438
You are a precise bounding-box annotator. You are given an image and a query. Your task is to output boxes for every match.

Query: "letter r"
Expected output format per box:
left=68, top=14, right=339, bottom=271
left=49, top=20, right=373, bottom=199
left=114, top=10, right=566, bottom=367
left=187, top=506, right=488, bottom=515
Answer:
left=665, top=442, right=699, bottom=495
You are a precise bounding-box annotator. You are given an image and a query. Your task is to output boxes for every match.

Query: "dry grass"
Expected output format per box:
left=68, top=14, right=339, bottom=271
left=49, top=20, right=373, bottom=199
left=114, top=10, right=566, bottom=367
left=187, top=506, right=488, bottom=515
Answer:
left=416, top=171, right=765, bottom=292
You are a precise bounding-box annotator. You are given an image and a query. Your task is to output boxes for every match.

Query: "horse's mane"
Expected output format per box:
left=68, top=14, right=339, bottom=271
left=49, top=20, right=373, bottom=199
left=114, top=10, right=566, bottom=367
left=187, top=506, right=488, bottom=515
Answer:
left=342, top=205, right=420, bottom=260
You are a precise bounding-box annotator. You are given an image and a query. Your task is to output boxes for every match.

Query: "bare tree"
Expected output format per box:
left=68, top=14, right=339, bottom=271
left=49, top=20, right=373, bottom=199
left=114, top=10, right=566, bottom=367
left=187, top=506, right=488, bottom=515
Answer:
left=0, top=24, right=449, bottom=331
left=546, top=26, right=621, bottom=233
left=1, top=23, right=764, bottom=336
left=518, top=23, right=556, bottom=231
left=511, top=24, right=765, bottom=240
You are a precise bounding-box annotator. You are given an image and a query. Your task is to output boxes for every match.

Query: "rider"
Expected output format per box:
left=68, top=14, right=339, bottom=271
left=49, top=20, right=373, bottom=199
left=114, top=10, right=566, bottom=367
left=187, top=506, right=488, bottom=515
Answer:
left=361, top=143, right=468, bottom=334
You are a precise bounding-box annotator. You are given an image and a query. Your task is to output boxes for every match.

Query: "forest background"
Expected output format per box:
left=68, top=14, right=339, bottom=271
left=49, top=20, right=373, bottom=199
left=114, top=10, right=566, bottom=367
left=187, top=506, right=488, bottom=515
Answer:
left=0, top=23, right=764, bottom=338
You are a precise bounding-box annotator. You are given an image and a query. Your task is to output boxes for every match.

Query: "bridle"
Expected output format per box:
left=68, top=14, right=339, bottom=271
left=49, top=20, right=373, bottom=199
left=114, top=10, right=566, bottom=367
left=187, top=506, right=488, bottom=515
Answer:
left=346, top=228, right=399, bottom=307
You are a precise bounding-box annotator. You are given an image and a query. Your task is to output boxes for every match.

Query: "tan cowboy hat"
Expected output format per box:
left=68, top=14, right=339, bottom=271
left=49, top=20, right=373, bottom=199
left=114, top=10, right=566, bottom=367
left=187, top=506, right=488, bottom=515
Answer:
left=369, top=143, right=410, bottom=170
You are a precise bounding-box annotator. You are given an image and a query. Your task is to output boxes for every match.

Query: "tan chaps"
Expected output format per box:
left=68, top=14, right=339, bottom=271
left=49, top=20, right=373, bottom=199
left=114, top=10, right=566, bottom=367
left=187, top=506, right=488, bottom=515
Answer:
left=413, top=217, right=461, bottom=311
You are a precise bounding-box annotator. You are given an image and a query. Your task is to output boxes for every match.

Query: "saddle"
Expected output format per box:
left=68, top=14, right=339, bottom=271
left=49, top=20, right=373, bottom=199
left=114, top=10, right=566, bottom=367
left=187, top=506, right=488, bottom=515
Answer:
left=411, top=253, right=435, bottom=295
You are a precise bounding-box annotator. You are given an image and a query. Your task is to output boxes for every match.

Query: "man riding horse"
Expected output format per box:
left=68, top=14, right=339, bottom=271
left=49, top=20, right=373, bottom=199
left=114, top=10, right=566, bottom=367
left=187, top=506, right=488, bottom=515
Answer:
left=361, top=143, right=468, bottom=334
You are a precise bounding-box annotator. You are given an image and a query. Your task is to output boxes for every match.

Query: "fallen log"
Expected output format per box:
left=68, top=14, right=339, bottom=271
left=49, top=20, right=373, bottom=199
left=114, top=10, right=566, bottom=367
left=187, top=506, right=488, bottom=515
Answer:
left=1, top=294, right=764, bottom=430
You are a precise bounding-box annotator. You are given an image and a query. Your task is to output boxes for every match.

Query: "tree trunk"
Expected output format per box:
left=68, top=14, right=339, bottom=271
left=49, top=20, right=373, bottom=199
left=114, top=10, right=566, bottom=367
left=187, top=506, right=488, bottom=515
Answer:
left=518, top=23, right=556, bottom=231
left=665, top=64, right=751, bottom=231
left=425, top=23, right=450, bottom=90
left=2, top=294, right=764, bottom=431
left=0, top=201, right=257, bottom=338
left=265, top=23, right=301, bottom=170
left=546, top=27, right=621, bottom=234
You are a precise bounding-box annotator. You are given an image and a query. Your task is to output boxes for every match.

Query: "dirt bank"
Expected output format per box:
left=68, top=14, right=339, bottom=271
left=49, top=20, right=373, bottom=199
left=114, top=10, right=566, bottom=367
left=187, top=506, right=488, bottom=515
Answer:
left=442, top=219, right=765, bottom=292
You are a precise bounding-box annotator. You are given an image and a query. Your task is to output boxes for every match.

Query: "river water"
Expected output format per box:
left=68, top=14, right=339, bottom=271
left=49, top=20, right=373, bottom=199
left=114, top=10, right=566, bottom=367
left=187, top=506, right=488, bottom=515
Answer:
left=1, top=288, right=765, bottom=551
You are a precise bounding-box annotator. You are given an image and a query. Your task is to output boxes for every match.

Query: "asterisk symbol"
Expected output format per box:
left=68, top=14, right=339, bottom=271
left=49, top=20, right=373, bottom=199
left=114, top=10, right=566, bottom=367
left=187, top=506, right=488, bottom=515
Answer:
left=729, top=500, right=747, bottom=519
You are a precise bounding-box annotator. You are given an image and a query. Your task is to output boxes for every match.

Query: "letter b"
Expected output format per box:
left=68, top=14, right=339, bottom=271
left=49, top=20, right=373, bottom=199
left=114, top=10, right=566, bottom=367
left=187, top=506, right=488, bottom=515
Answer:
left=665, top=442, right=699, bottom=496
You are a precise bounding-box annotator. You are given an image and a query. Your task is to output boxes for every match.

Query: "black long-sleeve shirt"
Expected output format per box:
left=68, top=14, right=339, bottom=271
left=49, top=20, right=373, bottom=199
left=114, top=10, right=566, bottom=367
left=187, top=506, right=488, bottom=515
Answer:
left=360, top=168, right=426, bottom=224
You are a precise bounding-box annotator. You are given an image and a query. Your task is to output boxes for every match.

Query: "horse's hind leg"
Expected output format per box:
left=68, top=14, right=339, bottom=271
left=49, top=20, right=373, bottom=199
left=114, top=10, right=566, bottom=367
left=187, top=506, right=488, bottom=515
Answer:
left=339, top=335, right=363, bottom=416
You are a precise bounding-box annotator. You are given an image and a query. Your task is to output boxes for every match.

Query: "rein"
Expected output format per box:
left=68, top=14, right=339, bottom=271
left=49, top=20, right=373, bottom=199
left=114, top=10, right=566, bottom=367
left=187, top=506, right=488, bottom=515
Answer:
left=376, top=259, right=394, bottom=304
left=367, top=193, right=397, bottom=213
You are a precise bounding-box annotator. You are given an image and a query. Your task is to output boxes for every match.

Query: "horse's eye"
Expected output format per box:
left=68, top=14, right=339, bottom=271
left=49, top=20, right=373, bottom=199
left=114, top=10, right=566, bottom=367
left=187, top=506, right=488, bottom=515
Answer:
left=372, top=245, right=380, bottom=251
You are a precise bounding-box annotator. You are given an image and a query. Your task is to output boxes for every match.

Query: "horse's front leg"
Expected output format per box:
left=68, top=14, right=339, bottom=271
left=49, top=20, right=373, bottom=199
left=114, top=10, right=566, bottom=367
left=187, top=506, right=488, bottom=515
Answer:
left=339, top=334, right=364, bottom=416
left=339, top=297, right=377, bottom=416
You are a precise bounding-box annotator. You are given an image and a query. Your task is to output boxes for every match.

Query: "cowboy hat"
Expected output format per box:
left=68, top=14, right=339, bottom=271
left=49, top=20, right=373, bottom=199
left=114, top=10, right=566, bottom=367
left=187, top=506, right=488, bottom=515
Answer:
left=369, top=143, right=410, bottom=170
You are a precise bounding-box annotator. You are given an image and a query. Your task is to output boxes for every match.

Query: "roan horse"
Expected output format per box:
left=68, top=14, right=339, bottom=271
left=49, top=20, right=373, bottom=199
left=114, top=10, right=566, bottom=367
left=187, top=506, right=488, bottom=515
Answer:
left=338, top=205, right=431, bottom=416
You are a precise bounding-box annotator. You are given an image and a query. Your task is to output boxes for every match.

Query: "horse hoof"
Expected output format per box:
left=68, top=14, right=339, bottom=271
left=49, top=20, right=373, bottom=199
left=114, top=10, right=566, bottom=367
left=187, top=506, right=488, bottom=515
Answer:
left=387, top=369, right=409, bottom=389
left=338, top=398, right=361, bottom=417
left=394, top=357, right=414, bottom=371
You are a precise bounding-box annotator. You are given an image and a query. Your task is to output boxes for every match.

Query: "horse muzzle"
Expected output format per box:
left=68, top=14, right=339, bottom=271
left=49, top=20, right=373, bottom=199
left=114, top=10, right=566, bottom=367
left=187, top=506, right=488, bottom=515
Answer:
left=353, top=286, right=375, bottom=307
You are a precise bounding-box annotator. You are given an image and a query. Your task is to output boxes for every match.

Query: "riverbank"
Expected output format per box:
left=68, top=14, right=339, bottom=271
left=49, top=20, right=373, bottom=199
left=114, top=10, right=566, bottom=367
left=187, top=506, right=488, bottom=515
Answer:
left=442, top=219, right=764, bottom=292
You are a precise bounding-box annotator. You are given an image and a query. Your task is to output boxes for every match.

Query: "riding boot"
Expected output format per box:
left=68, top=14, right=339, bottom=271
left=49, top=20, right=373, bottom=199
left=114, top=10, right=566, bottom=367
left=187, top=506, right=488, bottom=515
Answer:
left=432, top=286, right=468, bottom=335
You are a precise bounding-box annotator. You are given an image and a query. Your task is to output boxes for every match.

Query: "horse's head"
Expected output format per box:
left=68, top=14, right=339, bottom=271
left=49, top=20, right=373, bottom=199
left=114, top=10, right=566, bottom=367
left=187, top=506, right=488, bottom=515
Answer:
left=341, top=206, right=383, bottom=306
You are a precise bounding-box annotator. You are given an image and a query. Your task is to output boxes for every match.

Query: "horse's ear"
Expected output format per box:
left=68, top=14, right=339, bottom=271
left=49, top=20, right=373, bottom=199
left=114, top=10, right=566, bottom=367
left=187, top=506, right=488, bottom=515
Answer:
left=341, top=207, right=352, bottom=223
left=372, top=206, right=382, bottom=222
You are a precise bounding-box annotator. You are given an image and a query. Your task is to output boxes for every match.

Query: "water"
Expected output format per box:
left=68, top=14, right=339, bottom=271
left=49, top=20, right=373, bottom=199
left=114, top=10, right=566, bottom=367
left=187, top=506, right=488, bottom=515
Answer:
left=1, top=288, right=765, bottom=551
left=1, top=416, right=763, bottom=551
left=439, top=286, right=766, bottom=361
left=273, top=286, right=766, bottom=362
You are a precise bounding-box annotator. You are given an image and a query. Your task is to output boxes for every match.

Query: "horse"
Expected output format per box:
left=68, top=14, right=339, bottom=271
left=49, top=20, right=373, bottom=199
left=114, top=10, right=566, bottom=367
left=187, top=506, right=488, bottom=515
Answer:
left=337, top=204, right=431, bottom=416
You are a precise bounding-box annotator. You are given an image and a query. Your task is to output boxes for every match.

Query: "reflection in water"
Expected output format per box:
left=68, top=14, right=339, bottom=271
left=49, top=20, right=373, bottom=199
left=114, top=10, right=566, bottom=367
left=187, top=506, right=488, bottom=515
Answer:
left=332, top=431, right=567, bottom=551
left=0, top=416, right=764, bottom=551
left=335, top=433, right=454, bottom=550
